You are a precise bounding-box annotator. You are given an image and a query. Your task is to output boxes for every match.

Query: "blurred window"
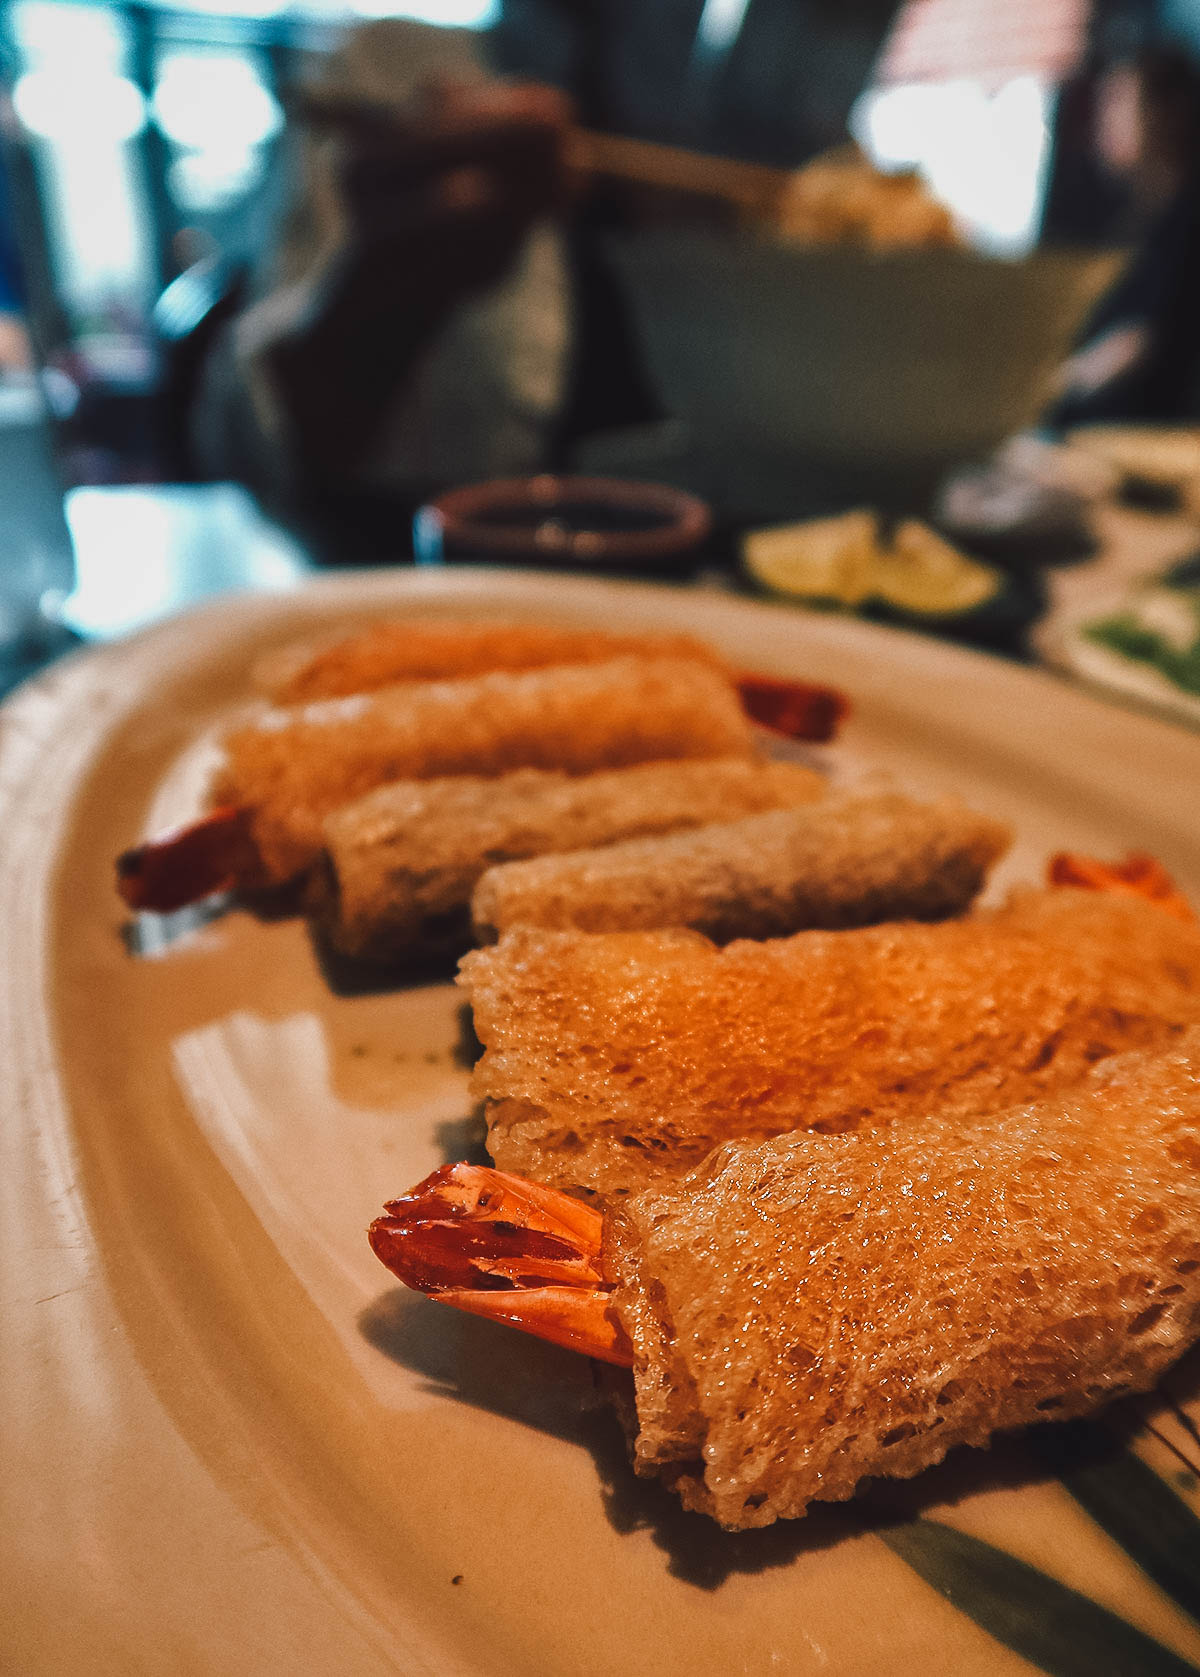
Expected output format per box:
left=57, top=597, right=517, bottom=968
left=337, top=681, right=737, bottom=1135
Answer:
left=9, top=2, right=153, bottom=320
left=133, top=0, right=497, bottom=19
left=853, top=75, right=1056, bottom=254
left=153, top=48, right=282, bottom=213
left=3, top=0, right=498, bottom=336
left=340, top=0, right=497, bottom=22
left=853, top=0, right=1089, bottom=253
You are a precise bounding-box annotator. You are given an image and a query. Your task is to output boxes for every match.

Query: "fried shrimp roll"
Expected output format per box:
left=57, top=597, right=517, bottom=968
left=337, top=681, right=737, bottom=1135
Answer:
left=471, top=793, right=1010, bottom=942
left=315, top=758, right=824, bottom=962
left=374, top=1035, right=1200, bottom=1528
left=604, top=1031, right=1200, bottom=1527
left=217, top=657, right=755, bottom=887
left=461, top=889, right=1200, bottom=1197
left=256, top=617, right=729, bottom=704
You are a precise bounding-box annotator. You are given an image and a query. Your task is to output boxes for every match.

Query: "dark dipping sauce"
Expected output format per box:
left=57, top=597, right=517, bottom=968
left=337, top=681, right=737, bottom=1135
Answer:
left=481, top=500, right=678, bottom=535
left=414, top=474, right=713, bottom=570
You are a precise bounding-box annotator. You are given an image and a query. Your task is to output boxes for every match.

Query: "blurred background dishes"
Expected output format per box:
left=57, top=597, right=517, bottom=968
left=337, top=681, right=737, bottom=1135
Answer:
left=0, top=0, right=1198, bottom=679
left=1067, top=424, right=1200, bottom=513
left=1041, top=543, right=1200, bottom=728
left=594, top=233, right=1124, bottom=524
left=740, top=506, right=1045, bottom=650
left=412, top=474, right=713, bottom=572
left=934, top=432, right=1123, bottom=563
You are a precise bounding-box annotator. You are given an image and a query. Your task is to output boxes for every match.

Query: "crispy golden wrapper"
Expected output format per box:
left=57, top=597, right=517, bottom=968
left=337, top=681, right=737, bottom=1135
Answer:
left=316, top=758, right=823, bottom=961
left=471, top=792, right=1009, bottom=942
left=463, top=889, right=1200, bottom=1196
left=605, top=1030, right=1200, bottom=1527
left=256, top=617, right=729, bottom=704
left=218, top=657, right=755, bottom=885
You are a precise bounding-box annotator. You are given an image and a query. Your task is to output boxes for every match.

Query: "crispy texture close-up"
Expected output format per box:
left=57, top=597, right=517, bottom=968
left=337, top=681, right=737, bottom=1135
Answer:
left=315, top=757, right=824, bottom=961
left=216, top=657, right=756, bottom=886
left=471, top=792, right=1010, bottom=942
left=603, top=1031, right=1200, bottom=1529
left=255, top=617, right=728, bottom=704
left=462, top=888, right=1200, bottom=1196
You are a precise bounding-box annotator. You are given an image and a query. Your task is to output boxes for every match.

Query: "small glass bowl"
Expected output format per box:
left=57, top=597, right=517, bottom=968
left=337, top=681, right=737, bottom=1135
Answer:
left=413, top=475, right=713, bottom=571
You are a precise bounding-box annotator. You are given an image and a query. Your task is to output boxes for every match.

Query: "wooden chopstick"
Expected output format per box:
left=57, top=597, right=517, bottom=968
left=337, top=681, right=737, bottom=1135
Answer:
left=293, top=89, right=791, bottom=219
left=565, top=128, right=791, bottom=217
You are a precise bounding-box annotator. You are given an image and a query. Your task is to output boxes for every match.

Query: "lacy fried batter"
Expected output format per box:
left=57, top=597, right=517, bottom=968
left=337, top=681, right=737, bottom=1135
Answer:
left=603, top=1031, right=1200, bottom=1528
left=463, top=888, right=1200, bottom=1197
left=254, top=617, right=731, bottom=704
left=217, top=657, right=756, bottom=885
left=470, top=791, right=1010, bottom=942
left=315, top=758, right=824, bottom=961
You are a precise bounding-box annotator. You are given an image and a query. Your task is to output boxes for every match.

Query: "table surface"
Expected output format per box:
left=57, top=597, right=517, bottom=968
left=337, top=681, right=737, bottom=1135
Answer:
left=1, top=477, right=1197, bottom=711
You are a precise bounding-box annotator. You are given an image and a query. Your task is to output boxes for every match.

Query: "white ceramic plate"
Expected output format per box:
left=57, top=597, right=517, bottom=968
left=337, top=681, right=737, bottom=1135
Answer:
left=1067, top=425, right=1200, bottom=489
left=1043, top=613, right=1200, bottom=734
left=6, top=568, right=1200, bottom=1677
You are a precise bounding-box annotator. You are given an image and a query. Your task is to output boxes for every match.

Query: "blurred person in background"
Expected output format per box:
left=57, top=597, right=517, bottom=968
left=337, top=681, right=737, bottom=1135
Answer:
left=1048, top=44, right=1200, bottom=430
left=191, top=3, right=897, bottom=555
left=191, top=20, right=573, bottom=552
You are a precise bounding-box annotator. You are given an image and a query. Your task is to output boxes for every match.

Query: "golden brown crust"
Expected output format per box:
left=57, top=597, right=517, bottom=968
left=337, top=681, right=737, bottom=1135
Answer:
left=316, top=758, right=823, bottom=961
left=605, top=1031, right=1200, bottom=1528
left=471, top=793, right=1010, bottom=942
left=462, top=889, right=1200, bottom=1196
left=255, top=618, right=729, bottom=704
left=216, top=658, right=755, bottom=885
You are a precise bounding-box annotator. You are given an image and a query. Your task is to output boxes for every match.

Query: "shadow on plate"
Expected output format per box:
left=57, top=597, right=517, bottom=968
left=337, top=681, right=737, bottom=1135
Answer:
left=433, top=1106, right=491, bottom=1166
left=308, top=922, right=464, bottom=996
left=451, top=1002, right=484, bottom=1071
left=120, top=886, right=475, bottom=991
left=358, top=1286, right=1087, bottom=1590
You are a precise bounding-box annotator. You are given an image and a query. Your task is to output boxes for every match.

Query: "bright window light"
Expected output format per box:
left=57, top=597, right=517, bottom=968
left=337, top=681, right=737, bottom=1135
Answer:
left=13, top=69, right=146, bottom=143
left=153, top=54, right=283, bottom=151
left=144, top=0, right=290, bottom=14
left=852, top=75, right=1054, bottom=256
left=10, top=4, right=153, bottom=315
left=29, top=134, right=152, bottom=310
left=61, top=485, right=307, bottom=642
left=10, top=0, right=126, bottom=67
left=169, top=148, right=266, bottom=212
left=152, top=51, right=281, bottom=211
left=695, top=0, right=750, bottom=56
left=346, top=0, right=499, bottom=25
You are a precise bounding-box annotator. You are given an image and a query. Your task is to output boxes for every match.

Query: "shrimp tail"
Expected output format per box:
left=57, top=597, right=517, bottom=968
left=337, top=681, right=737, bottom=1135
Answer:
left=116, top=804, right=260, bottom=913
left=369, top=1162, right=633, bottom=1366
left=736, top=674, right=848, bottom=743
left=1048, top=850, right=1194, bottom=922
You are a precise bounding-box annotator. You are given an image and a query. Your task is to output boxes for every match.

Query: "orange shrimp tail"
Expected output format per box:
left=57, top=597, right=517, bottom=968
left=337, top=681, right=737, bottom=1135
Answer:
left=1048, top=850, right=1195, bottom=922
left=737, top=674, right=849, bottom=743
left=369, top=1162, right=633, bottom=1366
left=116, top=805, right=260, bottom=913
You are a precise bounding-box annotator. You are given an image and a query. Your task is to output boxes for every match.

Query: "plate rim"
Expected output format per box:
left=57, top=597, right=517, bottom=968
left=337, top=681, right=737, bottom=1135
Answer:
left=7, top=566, right=1200, bottom=1677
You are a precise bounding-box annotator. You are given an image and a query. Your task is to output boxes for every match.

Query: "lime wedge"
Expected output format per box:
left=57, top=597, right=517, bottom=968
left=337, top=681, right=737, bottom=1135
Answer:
left=869, top=521, right=1001, bottom=617
left=742, top=511, right=878, bottom=605
left=744, top=513, right=1002, bottom=620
